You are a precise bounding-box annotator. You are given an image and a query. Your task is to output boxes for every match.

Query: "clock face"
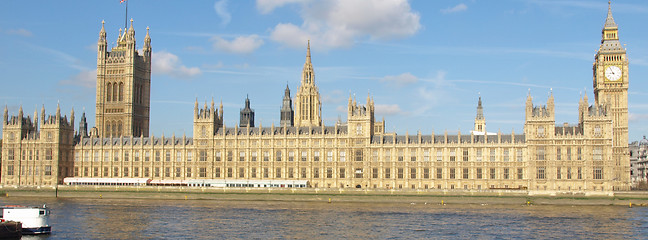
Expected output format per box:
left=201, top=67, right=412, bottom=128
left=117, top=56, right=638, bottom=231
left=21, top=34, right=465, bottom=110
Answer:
left=605, top=66, right=622, bottom=81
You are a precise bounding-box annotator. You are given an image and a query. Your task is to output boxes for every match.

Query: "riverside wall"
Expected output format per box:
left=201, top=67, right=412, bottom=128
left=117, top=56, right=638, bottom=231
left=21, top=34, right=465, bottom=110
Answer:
left=1, top=185, right=648, bottom=206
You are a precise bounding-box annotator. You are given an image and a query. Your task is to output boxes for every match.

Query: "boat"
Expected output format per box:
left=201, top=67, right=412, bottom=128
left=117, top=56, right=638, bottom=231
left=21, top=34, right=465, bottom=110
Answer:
left=0, top=221, right=22, bottom=239
left=0, top=205, right=51, bottom=235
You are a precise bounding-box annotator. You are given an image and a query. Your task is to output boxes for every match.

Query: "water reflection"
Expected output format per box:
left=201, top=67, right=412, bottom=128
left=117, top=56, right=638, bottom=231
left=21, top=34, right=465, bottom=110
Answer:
left=5, top=197, right=648, bottom=239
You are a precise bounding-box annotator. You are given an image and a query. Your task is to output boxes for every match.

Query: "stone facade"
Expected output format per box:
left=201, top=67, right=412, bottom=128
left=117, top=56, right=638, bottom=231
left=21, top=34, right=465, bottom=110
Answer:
left=0, top=4, right=631, bottom=192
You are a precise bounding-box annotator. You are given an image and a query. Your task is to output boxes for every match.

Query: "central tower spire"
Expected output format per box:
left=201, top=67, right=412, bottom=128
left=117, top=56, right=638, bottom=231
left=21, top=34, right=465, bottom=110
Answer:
left=294, top=40, right=322, bottom=127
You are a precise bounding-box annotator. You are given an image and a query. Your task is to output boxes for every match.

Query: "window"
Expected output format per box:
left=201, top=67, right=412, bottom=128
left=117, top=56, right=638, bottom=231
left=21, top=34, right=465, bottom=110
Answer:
left=134, top=167, right=139, bottom=177
left=355, top=168, right=363, bottom=178
left=251, top=151, right=257, bottom=162
left=410, top=150, right=416, bottom=162
left=134, top=151, right=140, bottom=161
left=450, top=149, right=456, bottom=162
left=176, top=151, right=182, bottom=162
left=314, top=151, right=320, bottom=161
left=577, top=147, right=582, bottom=160
left=577, top=167, right=582, bottom=179
left=476, top=168, right=483, bottom=179
left=423, top=149, right=430, bottom=162
left=537, top=167, right=546, bottom=179
left=503, top=149, right=509, bottom=162
left=114, top=167, right=119, bottom=177
left=327, top=168, right=333, bottom=178
left=44, top=165, right=52, bottom=176
left=504, top=168, right=509, bottom=179
left=463, top=149, right=469, bottom=161
left=238, top=167, right=244, bottom=178
left=556, top=167, right=561, bottom=179
left=517, top=149, right=523, bottom=162
left=200, top=168, right=207, bottom=178
left=594, top=147, right=603, bottom=161
left=155, top=167, right=160, bottom=177
left=165, top=167, right=171, bottom=177
left=567, top=147, right=572, bottom=160
left=537, top=147, right=545, bottom=161
left=340, top=151, right=346, bottom=162
left=93, top=151, right=99, bottom=162
left=517, top=168, right=523, bottom=179
left=239, top=151, right=245, bottom=162
left=436, top=168, right=442, bottom=179
left=490, top=149, right=496, bottom=162
left=227, top=168, right=233, bottom=178
left=104, top=167, right=109, bottom=177
left=436, top=150, right=442, bottom=161
left=300, top=168, right=307, bottom=178
left=357, top=150, right=364, bottom=162
left=490, top=168, right=496, bottom=179
left=339, top=168, right=346, bottom=178
left=372, top=168, right=379, bottom=178
left=313, top=168, right=319, bottom=178
left=276, top=151, right=282, bottom=162
left=397, top=168, right=404, bottom=179
left=288, top=168, right=294, bottom=178
left=423, top=168, right=430, bottom=179
left=166, top=151, right=171, bottom=161
left=276, top=168, right=281, bottom=178
left=263, top=168, right=269, bottom=178
left=567, top=167, right=572, bottom=179
left=462, top=168, right=469, bottom=179
left=398, top=150, right=404, bottom=162
left=84, top=151, right=89, bottom=162
left=124, top=167, right=129, bottom=177
left=411, top=168, right=417, bottom=179
left=450, top=168, right=455, bottom=179
left=384, top=168, right=391, bottom=179
left=155, top=151, right=161, bottom=162
left=288, top=151, right=294, bottom=161
left=104, top=151, right=110, bottom=162
left=8, top=149, right=14, bottom=160
left=556, top=148, right=562, bottom=160
left=176, top=167, right=182, bottom=177
left=46, top=149, right=53, bottom=160
left=187, top=151, right=193, bottom=162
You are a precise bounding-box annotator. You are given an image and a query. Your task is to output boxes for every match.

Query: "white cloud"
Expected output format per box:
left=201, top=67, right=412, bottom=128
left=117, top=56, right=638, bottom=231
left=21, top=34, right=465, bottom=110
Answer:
left=630, top=113, right=648, bottom=123
left=59, top=70, right=96, bottom=88
left=380, top=72, right=418, bottom=86
left=152, top=51, right=201, bottom=79
left=441, top=3, right=468, bottom=14
left=212, top=35, right=264, bottom=54
left=5, top=28, right=32, bottom=37
left=375, top=104, right=402, bottom=115
left=322, top=89, right=345, bottom=104
left=214, top=0, right=231, bottom=26
left=256, top=0, right=308, bottom=14
left=267, top=0, right=421, bottom=49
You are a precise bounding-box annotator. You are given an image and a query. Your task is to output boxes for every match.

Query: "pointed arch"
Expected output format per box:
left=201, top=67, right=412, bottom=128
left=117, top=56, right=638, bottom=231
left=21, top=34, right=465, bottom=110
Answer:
left=112, top=82, right=118, bottom=102
left=117, top=121, right=123, bottom=136
left=119, top=82, right=124, bottom=101
left=106, top=83, right=112, bottom=101
left=105, top=122, right=111, bottom=136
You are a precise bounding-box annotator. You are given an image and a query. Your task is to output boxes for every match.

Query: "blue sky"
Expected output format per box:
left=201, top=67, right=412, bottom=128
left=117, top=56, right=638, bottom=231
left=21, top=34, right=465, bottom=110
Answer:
left=1, top=0, right=647, bottom=141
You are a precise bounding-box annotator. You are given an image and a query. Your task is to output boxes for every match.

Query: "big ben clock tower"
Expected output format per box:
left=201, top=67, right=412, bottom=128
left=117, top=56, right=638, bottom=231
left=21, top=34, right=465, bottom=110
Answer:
left=593, top=1, right=629, bottom=190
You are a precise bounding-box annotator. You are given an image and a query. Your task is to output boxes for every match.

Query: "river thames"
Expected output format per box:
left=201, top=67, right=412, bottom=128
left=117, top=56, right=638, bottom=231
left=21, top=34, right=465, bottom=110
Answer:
left=5, top=197, right=648, bottom=239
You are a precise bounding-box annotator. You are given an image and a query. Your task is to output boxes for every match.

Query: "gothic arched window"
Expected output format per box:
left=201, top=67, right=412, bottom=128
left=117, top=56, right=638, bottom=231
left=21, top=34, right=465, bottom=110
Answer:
left=106, top=83, right=112, bottom=101
left=119, top=82, right=124, bottom=101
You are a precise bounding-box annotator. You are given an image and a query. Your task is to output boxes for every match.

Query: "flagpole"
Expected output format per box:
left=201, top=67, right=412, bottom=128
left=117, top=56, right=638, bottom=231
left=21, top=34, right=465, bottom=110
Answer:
left=124, top=0, right=128, bottom=30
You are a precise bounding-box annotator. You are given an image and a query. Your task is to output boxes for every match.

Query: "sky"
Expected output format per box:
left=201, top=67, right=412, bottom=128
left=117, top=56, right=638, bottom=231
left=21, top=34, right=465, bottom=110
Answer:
left=1, top=0, right=647, bottom=141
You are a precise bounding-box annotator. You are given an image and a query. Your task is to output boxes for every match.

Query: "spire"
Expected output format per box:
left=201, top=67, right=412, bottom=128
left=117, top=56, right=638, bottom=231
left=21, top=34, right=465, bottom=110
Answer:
left=194, top=98, right=199, bottom=118
left=604, top=1, right=617, bottom=29
left=99, top=20, right=106, bottom=42
left=3, top=105, right=7, bottom=124
left=70, top=107, right=75, bottom=126
left=306, top=40, right=311, bottom=65
left=79, top=111, right=88, bottom=137
left=476, top=96, right=484, bottom=120
left=19, top=105, right=23, bottom=118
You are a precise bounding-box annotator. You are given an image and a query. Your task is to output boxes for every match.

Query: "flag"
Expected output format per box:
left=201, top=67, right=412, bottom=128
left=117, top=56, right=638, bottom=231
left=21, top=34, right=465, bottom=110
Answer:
left=120, top=0, right=125, bottom=3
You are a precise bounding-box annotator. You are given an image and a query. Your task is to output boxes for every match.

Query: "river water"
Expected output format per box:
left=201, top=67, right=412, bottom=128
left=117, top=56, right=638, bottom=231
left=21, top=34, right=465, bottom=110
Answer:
left=3, top=197, right=647, bottom=239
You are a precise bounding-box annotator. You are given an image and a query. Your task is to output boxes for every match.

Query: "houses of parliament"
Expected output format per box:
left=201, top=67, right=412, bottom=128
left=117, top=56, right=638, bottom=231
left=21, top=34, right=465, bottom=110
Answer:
left=0, top=4, right=631, bottom=192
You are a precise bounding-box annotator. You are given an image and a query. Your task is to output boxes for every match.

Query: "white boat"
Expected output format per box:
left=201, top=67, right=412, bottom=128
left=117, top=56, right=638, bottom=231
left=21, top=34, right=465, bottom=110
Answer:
left=0, top=205, right=51, bottom=234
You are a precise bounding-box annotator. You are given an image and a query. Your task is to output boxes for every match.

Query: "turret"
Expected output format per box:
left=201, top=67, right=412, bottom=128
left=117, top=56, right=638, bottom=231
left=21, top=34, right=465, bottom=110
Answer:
left=240, top=95, right=255, bottom=128
left=143, top=26, right=152, bottom=60
left=474, top=96, right=486, bottom=133
left=3, top=105, right=7, bottom=124
left=280, top=84, right=294, bottom=126
left=98, top=20, right=107, bottom=59
left=79, top=112, right=88, bottom=137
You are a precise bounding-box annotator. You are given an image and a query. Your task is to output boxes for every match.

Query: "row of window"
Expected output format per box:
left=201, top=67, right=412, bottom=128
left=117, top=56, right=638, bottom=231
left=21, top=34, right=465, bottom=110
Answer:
left=5, top=165, right=52, bottom=176
left=536, top=167, right=603, bottom=180
left=6, top=149, right=53, bottom=161
left=537, top=146, right=602, bottom=161
left=71, top=166, right=525, bottom=181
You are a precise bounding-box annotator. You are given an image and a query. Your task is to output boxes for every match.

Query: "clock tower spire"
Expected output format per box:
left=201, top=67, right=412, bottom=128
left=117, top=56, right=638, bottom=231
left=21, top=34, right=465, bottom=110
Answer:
left=593, top=1, right=629, bottom=190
